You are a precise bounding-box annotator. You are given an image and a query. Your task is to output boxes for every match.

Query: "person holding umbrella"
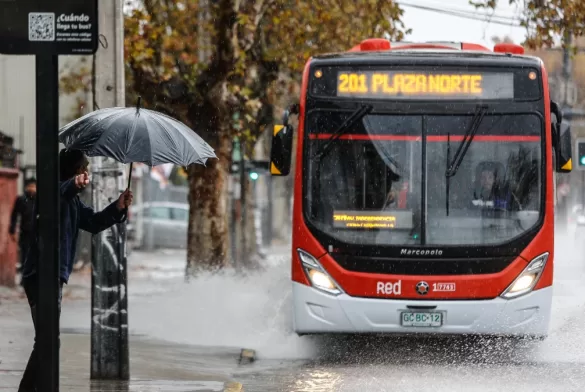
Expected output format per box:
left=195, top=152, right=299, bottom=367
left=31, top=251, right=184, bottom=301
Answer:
left=18, top=99, right=215, bottom=391
left=18, top=148, right=133, bottom=392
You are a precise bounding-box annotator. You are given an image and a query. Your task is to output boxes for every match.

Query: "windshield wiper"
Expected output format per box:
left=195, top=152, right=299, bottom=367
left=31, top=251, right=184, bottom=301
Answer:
left=445, top=105, right=488, bottom=177
left=310, top=105, right=372, bottom=220
left=312, top=104, right=373, bottom=160
left=444, top=104, right=488, bottom=215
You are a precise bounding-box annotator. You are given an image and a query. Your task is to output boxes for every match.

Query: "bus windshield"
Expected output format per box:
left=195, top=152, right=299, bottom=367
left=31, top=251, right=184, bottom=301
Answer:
left=305, top=110, right=543, bottom=246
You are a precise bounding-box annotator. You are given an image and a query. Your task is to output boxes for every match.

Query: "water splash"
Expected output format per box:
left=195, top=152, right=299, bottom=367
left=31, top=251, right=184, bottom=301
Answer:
left=129, top=247, right=318, bottom=360
left=123, top=230, right=585, bottom=365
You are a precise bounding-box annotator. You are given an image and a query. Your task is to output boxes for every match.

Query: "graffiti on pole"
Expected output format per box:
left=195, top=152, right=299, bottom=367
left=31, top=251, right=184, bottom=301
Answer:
left=90, top=157, right=129, bottom=379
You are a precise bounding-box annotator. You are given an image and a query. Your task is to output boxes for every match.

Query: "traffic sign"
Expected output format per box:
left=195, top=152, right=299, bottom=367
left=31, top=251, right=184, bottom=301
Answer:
left=0, top=0, right=98, bottom=55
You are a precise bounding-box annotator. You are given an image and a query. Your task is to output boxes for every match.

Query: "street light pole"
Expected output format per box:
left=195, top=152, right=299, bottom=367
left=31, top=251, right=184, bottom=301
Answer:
left=557, top=30, right=574, bottom=233
left=240, top=141, right=247, bottom=268
left=562, top=32, right=573, bottom=108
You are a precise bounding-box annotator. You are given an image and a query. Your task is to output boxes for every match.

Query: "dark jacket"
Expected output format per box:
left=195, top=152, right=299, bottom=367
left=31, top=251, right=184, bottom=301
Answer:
left=9, top=193, right=36, bottom=239
left=22, top=177, right=126, bottom=283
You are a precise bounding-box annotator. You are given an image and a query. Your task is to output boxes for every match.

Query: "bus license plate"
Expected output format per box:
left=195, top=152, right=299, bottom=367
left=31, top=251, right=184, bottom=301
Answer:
left=401, top=312, right=442, bottom=327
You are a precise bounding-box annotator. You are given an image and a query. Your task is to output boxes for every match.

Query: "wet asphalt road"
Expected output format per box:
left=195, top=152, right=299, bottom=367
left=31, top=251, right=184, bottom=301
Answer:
left=36, top=237, right=585, bottom=391
left=227, top=235, right=585, bottom=391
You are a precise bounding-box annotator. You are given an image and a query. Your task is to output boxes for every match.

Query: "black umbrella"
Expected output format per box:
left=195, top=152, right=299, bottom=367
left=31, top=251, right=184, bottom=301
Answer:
left=59, top=98, right=216, bottom=188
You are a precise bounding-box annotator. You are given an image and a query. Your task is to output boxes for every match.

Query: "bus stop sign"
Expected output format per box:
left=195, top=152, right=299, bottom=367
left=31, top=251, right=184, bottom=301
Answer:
left=0, top=0, right=98, bottom=55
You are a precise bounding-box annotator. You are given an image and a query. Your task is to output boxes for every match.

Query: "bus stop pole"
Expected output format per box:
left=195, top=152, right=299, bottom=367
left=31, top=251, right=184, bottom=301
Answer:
left=35, top=54, right=61, bottom=392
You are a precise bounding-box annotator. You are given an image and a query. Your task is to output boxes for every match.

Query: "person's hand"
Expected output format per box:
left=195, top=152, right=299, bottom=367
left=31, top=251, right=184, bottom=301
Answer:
left=116, top=189, right=133, bottom=211
left=74, top=171, right=90, bottom=189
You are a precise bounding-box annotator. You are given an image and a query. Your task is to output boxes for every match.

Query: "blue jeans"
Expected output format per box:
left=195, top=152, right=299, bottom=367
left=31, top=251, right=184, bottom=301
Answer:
left=18, top=275, right=63, bottom=392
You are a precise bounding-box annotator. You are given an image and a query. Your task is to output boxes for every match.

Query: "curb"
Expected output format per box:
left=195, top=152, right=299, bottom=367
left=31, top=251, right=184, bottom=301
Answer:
left=224, top=382, right=244, bottom=392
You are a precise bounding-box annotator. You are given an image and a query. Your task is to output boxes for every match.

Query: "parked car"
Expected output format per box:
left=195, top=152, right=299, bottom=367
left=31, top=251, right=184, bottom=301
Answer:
left=127, top=202, right=189, bottom=249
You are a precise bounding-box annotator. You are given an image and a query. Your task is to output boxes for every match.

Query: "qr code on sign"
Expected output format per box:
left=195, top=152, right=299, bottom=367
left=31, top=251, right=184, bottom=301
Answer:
left=29, top=13, right=55, bottom=42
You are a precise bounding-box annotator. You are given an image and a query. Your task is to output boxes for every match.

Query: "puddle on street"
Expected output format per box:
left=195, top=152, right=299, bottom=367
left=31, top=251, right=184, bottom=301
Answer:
left=87, top=380, right=225, bottom=392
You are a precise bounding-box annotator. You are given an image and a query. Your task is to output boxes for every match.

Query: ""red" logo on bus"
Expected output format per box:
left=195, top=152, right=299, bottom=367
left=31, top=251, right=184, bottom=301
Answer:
left=376, top=281, right=402, bottom=295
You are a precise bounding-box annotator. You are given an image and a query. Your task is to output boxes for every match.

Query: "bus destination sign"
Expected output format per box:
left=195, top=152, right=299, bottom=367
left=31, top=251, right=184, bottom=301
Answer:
left=335, top=71, right=514, bottom=100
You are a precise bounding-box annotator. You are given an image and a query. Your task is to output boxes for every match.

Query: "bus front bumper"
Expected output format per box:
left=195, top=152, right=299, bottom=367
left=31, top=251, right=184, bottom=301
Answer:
left=292, top=282, right=552, bottom=337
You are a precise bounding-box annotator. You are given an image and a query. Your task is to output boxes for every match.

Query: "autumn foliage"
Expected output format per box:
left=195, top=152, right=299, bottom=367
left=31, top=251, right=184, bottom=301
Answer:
left=471, top=0, right=585, bottom=49
left=123, top=0, right=407, bottom=270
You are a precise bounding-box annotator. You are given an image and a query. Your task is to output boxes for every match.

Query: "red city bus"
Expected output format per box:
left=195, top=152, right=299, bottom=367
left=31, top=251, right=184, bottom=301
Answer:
left=270, top=39, right=573, bottom=339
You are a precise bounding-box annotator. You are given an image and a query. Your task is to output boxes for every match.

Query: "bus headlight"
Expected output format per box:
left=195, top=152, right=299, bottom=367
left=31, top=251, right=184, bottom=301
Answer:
left=297, top=249, right=343, bottom=296
left=501, top=253, right=549, bottom=299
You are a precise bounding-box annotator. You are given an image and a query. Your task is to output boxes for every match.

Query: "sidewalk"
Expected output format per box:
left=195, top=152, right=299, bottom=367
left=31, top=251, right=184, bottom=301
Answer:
left=0, top=248, right=245, bottom=392
left=0, top=244, right=292, bottom=391
left=0, top=312, right=243, bottom=391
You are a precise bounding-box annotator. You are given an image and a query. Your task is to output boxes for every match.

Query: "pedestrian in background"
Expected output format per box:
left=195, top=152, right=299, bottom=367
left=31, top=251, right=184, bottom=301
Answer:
left=18, top=149, right=133, bottom=392
left=9, top=177, right=36, bottom=281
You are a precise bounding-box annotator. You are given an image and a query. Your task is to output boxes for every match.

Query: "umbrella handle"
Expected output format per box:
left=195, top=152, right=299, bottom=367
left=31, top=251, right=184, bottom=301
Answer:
left=122, top=162, right=134, bottom=219
left=127, top=162, right=133, bottom=190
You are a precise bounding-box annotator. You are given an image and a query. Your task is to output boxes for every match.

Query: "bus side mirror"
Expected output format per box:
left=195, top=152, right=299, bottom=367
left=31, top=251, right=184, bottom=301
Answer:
left=270, top=124, right=294, bottom=176
left=270, top=104, right=298, bottom=176
left=551, top=101, right=563, bottom=124
left=555, top=123, right=572, bottom=173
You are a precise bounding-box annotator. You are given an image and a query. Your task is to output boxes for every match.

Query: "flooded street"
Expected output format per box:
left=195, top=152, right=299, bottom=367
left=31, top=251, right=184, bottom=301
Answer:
left=65, top=236, right=585, bottom=391
left=3, top=237, right=585, bottom=391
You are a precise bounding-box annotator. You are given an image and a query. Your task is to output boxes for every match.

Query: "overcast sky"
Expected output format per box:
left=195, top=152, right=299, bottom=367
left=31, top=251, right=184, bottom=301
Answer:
left=400, top=0, right=528, bottom=47
left=123, top=0, right=538, bottom=48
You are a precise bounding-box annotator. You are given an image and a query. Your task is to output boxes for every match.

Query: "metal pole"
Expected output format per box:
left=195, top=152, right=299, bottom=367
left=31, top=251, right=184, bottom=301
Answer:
left=562, top=32, right=572, bottom=103
left=266, top=174, right=273, bottom=245
left=240, top=142, right=247, bottom=267
left=35, top=54, right=60, bottom=392
left=581, top=171, right=585, bottom=215
left=230, top=174, right=238, bottom=264
left=253, top=179, right=265, bottom=258
left=557, top=31, right=573, bottom=234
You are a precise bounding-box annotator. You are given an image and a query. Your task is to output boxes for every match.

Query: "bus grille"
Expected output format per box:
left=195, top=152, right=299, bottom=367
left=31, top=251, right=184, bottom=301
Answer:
left=333, top=255, right=516, bottom=275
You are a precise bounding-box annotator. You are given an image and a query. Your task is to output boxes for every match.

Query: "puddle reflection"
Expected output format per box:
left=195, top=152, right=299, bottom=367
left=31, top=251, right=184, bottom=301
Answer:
left=293, top=369, right=342, bottom=392
left=89, top=380, right=225, bottom=392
